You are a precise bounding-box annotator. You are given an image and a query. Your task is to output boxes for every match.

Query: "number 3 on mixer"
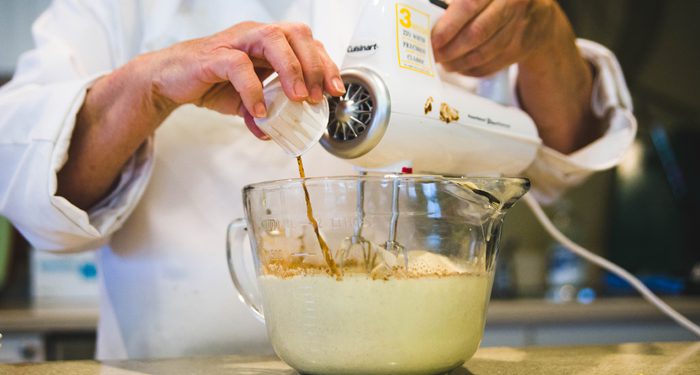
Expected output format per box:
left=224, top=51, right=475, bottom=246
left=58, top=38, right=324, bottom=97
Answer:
left=399, top=8, right=412, bottom=28
left=395, top=3, right=434, bottom=76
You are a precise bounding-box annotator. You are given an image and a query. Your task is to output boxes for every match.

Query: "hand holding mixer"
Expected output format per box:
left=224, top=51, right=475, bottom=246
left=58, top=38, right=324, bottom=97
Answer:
left=255, top=0, right=700, bottom=337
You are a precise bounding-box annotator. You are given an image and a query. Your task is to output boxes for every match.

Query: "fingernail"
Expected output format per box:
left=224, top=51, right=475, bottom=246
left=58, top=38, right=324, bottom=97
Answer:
left=332, top=77, right=346, bottom=94
left=261, top=134, right=271, bottom=141
left=294, top=80, right=309, bottom=99
left=310, top=86, right=323, bottom=104
left=254, top=102, right=267, bottom=118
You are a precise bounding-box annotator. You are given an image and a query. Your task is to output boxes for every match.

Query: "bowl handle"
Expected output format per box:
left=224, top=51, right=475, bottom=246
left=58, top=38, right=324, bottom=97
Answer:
left=226, top=218, right=264, bottom=322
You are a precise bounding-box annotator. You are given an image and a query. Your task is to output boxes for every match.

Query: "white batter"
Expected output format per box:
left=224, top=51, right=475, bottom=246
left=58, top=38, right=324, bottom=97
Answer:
left=259, top=266, right=492, bottom=374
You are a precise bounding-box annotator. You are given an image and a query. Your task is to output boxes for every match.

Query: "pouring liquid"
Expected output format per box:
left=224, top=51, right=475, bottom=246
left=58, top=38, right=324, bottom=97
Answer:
left=296, top=156, right=340, bottom=278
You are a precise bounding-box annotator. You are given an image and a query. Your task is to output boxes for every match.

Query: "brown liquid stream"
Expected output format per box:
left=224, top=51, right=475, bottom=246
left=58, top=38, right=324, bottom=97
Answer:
left=296, top=156, right=340, bottom=278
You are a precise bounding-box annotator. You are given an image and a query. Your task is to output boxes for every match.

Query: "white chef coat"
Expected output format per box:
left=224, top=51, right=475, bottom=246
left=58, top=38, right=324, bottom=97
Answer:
left=0, top=0, right=636, bottom=360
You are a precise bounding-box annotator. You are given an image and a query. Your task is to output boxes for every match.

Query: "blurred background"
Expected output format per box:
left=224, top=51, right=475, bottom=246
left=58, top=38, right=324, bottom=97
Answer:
left=1, top=0, right=699, bottom=363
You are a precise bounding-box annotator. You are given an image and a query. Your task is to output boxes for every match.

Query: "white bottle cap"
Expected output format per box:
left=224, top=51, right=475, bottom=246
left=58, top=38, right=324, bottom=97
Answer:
left=254, top=78, right=329, bottom=157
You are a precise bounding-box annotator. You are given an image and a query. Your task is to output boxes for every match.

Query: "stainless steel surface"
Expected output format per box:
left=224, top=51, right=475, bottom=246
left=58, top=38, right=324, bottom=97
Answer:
left=384, top=176, right=404, bottom=264
left=351, top=172, right=366, bottom=243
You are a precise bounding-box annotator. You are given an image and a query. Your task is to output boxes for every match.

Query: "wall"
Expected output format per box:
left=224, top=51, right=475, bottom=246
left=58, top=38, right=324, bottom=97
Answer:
left=0, top=0, right=51, bottom=77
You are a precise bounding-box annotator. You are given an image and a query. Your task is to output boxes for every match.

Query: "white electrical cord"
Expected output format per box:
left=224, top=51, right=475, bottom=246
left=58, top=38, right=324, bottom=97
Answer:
left=524, top=193, right=700, bottom=337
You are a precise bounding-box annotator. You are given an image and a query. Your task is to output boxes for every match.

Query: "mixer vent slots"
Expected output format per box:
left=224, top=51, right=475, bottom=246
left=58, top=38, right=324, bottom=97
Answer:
left=327, top=82, right=374, bottom=141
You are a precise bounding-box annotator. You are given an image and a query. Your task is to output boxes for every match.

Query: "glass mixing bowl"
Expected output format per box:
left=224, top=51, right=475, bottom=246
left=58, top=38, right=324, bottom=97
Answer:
left=228, top=175, right=529, bottom=375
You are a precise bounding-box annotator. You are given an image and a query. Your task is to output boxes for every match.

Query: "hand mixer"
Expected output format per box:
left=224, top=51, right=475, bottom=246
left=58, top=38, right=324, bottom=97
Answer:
left=314, top=0, right=543, bottom=267
left=315, top=0, right=700, bottom=336
left=320, top=1, right=540, bottom=176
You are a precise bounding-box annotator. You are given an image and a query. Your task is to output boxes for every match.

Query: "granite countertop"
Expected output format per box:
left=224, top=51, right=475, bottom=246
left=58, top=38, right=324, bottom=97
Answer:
left=1, top=341, right=698, bottom=374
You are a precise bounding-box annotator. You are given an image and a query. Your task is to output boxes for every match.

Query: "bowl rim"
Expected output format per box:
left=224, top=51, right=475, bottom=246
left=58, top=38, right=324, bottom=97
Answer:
left=243, top=174, right=530, bottom=191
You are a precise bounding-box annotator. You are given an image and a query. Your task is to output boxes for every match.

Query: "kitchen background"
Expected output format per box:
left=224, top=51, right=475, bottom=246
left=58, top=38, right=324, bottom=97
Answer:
left=1, top=0, right=699, bottom=363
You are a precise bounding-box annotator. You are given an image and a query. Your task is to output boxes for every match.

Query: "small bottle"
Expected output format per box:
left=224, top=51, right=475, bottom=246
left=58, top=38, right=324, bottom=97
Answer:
left=254, top=77, right=329, bottom=157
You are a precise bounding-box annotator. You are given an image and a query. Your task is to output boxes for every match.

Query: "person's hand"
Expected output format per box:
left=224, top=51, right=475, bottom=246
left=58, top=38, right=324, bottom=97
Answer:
left=144, top=21, right=346, bottom=138
left=57, top=21, right=346, bottom=208
left=431, top=0, right=561, bottom=77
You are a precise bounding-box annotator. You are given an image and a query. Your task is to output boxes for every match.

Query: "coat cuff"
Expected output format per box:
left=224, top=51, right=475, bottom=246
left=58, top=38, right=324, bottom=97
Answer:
left=526, top=39, right=637, bottom=204
left=43, top=76, right=155, bottom=251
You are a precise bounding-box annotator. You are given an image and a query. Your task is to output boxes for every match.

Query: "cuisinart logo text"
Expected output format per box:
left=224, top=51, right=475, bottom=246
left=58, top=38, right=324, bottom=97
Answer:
left=346, top=42, right=379, bottom=56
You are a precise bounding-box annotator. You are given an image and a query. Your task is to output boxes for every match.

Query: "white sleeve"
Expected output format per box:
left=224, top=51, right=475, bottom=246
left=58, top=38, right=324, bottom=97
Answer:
left=0, top=0, right=153, bottom=252
left=524, top=39, right=637, bottom=204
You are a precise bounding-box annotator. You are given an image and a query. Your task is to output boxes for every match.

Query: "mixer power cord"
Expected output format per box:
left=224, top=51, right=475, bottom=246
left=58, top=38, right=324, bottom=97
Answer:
left=523, top=194, right=700, bottom=337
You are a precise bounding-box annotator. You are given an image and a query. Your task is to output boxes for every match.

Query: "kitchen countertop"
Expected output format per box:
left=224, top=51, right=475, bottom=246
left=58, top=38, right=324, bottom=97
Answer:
left=1, top=341, right=698, bottom=374
left=2, top=297, right=699, bottom=332
left=0, top=299, right=98, bottom=333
